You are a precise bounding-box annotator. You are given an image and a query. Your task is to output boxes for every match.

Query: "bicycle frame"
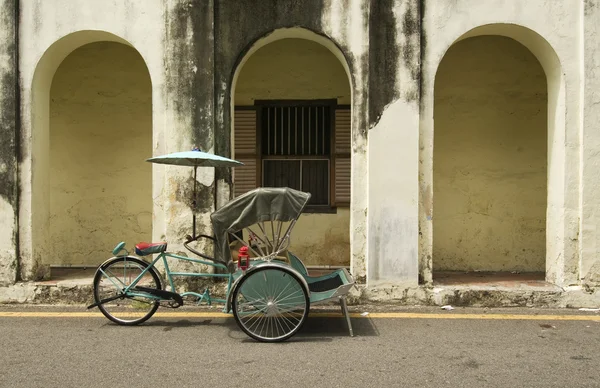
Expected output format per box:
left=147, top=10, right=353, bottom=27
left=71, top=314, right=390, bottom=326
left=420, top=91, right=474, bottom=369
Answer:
left=102, top=250, right=234, bottom=306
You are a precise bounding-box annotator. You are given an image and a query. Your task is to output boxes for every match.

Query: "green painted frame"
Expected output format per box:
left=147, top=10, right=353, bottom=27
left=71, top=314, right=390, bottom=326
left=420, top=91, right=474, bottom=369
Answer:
left=103, top=243, right=234, bottom=307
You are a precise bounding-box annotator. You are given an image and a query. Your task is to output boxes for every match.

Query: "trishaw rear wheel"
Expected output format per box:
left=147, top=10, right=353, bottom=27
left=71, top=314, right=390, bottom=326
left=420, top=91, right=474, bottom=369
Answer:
left=232, top=267, right=309, bottom=342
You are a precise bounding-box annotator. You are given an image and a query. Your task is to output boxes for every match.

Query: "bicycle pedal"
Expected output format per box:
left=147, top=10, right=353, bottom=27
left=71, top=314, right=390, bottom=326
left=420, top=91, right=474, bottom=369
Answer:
left=161, top=299, right=183, bottom=308
left=168, top=300, right=183, bottom=308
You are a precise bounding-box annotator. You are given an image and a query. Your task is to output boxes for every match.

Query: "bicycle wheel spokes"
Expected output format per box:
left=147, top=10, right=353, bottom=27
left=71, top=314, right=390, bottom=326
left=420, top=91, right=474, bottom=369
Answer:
left=233, top=267, right=309, bottom=342
left=93, top=257, right=161, bottom=325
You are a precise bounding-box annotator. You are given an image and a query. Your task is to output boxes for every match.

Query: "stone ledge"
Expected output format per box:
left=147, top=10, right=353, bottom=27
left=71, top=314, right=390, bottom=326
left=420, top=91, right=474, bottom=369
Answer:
left=361, top=285, right=600, bottom=309
left=1, top=281, right=599, bottom=309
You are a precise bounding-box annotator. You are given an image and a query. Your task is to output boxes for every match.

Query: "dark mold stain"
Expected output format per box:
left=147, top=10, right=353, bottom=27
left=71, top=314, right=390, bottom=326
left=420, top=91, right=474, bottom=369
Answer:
left=0, top=72, right=17, bottom=204
left=369, top=0, right=422, bottom=126
left=355, top=274, right=366, bottom=285
left=402, top=3, right=419, bottom=36
left=0, top=0, right=19, bottom=282
left=164, top=0, right=214, bottom=150
left=213, top=0, right=367, bottom=185
left=369, top=0, right=400, bottom=127
left=401, top=0, right=420, bottom=102
left=177, top=176, right=214, bottom=214
left=419, top=0, right=426, bottom=107
left=585, top=0, right=597, bottom=15
left=214, top=0, right=326, bottom=187
left=0, top=1, right=17, bottom=205
left=165, top=0, right=370, bottom=218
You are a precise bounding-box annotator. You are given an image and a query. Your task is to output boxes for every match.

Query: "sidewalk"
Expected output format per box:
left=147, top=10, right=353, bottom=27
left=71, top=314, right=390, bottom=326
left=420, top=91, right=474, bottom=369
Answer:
left=1, top=268, right=600, bottom=309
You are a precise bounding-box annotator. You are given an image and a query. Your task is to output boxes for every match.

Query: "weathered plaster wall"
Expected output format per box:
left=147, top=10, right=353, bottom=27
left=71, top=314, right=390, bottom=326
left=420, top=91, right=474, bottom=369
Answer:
left=0, top=0, right=18, bottom=285
left=369, top=0, right=420, bottom=124
left=161, top=0, right=216, bottom=274
left=235, top=38, right=351, bottom=266
left=216, top=0, right=369, bottom=280
left=433, top=36, right=547, bottom=273
left=367, top=0, right=420, bottom=286
left=582, top=0, right=600, bottom=285
left=235, top=38, right=351, bottom=105
left=19, top=0, right=166, bottom=279
left=293, top=211, right=350, bottom=266
left=8, top=0, right=595, bottom=296
left=420, top=0, right=581, bottom=287
left=48, top=42, right=152, bottom=266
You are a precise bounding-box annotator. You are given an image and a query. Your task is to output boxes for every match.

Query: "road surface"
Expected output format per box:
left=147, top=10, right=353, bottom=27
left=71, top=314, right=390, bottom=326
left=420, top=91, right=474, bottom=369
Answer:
left=0, top=306, right=598, bottom=387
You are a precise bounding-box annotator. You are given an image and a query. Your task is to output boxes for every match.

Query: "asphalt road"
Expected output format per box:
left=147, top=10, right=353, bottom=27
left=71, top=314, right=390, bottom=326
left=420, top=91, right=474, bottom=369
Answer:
left=0, top=306, right=599, bottom=388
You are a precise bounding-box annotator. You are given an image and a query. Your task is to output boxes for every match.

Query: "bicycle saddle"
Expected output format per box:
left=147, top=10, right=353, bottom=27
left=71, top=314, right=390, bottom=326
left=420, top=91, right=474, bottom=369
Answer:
left=135, top=242, right=167, bottom=256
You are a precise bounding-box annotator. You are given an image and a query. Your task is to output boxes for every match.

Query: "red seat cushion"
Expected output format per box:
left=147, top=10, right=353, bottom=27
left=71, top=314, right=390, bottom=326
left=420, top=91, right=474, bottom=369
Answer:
left=135, top=242, right=167, bottom=256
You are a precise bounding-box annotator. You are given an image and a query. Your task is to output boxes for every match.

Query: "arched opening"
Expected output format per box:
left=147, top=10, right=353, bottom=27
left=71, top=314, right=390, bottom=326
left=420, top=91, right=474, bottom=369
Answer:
left=231, top=33, right=352, bottom=270
left=28, top=34, right=152, bottom=278
left=433, top=35, right=548, bottom=284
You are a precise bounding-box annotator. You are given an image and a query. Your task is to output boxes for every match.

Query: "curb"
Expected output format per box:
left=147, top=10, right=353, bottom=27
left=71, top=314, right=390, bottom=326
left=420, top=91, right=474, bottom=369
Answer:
left=2, top=281, right=600, bottom=308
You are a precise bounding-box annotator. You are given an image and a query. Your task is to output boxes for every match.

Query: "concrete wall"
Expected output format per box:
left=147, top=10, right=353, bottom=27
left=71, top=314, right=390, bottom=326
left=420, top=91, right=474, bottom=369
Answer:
left=19, top=0, right=167, bottom=279
left=217, top=0, right=370, bottom=281
left=582, top=0, right=600, bottom=285
left=420, top=0, right=581, bottom=287
left=235, top=39, right=351, bottom=105
left=48, top=42, right=152, bottom=266
left=293, top=211, right=350, bottom=266
left=433, top=36, right=547, bottom=273
left=5, top=0, right=599, bottom=292
left=235, top=38, right=351, bottom=266
left=162, top=0, right=216, bottom=270
left=367, top=0, right=421, bottom=287
left=0, top=0, right=18, bottom=285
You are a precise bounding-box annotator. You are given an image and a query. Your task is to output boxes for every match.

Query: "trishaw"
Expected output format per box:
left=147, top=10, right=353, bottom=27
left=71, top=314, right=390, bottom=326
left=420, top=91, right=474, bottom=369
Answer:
left=88, top=150, right=355, bottom=342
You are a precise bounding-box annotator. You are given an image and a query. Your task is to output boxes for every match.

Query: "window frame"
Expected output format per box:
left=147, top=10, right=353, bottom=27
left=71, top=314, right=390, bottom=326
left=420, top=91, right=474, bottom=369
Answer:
left=255, top=99, right=338, bottom=214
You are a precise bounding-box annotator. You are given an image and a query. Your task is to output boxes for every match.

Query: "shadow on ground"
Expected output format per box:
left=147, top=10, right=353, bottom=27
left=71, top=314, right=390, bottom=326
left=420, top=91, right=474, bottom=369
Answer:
left=118, top=314, right=378, bottom=343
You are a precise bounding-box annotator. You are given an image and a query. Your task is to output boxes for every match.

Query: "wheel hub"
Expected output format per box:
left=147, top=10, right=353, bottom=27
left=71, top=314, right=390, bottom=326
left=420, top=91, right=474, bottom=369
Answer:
left=265, top=300, right=279, bottom=317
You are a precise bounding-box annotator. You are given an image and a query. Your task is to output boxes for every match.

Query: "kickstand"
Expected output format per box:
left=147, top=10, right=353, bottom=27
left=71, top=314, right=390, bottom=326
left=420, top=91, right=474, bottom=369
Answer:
left=196, top=288, right=212, bottom=306
left=339, top=296, right=354, bottom=337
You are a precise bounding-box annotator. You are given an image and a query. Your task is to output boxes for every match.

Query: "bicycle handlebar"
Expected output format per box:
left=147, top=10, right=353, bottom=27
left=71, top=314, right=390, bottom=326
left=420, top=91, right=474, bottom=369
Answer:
left=183, top=234, right=217, bottom=262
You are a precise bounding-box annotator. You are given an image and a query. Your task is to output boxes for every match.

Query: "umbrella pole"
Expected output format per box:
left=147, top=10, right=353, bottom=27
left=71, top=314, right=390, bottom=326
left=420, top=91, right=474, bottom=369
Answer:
left=193, top=166, right=197, bottom=239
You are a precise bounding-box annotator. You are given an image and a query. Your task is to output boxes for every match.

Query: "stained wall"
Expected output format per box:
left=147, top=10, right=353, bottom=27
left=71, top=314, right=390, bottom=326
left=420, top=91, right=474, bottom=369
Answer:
left=420, top=0, right=581, bottom=287
left=433, top=36, right=547, bottom=273
left=0, top=0, right=17, bottom=284
left=235, top=38, right=351, bottom=266
left=48, top=42, right=152, bottom=266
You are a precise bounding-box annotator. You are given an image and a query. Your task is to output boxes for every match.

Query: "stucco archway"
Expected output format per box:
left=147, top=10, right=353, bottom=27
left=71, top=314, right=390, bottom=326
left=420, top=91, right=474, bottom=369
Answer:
left=24, top=31, right=152, bottom=279
left=427, top=24, right=565, bottom=286
left=230, top=28, right=355, bottom=271
left=434, top=35, right=547, bottom=275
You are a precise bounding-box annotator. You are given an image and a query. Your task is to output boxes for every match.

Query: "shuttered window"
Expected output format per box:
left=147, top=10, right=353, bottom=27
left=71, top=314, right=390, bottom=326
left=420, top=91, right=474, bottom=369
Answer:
left=233, top=109, right=258, bottom=198
left=261, top=104, right=331, bottom=206
left=334, top=108, right=351, bottom=206
left=233, top=101, right=351, bottom=210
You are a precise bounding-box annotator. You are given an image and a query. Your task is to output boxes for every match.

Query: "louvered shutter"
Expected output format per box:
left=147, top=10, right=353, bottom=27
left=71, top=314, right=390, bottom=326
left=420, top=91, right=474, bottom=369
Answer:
left=334, top=108, right=351, bottom=206
left=233, top=108, right=258, bottom=197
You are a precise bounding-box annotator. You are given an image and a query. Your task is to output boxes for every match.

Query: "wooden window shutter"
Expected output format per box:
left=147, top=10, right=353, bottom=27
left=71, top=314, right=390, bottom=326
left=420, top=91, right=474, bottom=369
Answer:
left=233, top=108, right=258, bottom=197
left=334, top=108, right=351, bottom=206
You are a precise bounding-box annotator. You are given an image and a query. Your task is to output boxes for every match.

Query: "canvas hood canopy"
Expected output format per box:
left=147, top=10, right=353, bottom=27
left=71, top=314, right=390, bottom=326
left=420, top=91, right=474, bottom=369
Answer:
left=210, top=187, right=311, bottom=270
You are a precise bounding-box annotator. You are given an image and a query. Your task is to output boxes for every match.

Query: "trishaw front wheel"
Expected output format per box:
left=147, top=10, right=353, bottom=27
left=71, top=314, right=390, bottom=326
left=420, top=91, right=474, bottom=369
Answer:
left=232, top=267, right=309, bottom=342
